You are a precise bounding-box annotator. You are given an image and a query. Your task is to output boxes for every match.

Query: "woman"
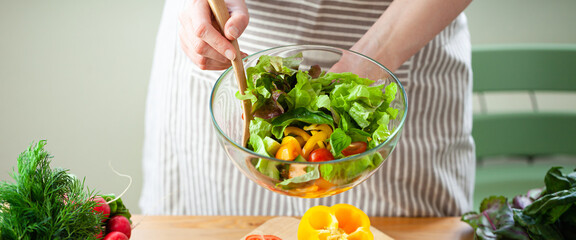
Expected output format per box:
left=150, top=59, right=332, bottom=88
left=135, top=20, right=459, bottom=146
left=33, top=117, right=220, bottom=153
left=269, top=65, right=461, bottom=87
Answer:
left=140, top=0, right=475, bottom=217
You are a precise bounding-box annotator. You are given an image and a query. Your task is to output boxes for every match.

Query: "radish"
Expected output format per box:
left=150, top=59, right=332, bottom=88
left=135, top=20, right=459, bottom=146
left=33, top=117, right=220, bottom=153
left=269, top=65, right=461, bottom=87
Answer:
left=107, top=215, right=132, bottom=238
left=92, top=196, right=111, bottom=222
left=103, top=231, right=129, bottom=240
left=94, top=228, right=103, bottom=239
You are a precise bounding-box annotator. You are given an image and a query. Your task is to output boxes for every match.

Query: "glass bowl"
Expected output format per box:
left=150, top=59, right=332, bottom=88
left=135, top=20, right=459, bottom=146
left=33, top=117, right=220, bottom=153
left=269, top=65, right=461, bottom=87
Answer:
left=210, top=45, right=407, bottom=198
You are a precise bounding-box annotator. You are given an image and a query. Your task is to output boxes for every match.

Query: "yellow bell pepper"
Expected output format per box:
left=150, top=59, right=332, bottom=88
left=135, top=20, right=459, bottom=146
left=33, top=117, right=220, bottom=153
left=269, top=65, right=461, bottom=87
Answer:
left=284, top=126, right=312, bottom=141
left=304, top=124, right=333, bottom=136
left=302, top=131, right=329, bottom=159
left=275, top=136, right=302, bottom=161
left=298, top=204, right=374, bottom=240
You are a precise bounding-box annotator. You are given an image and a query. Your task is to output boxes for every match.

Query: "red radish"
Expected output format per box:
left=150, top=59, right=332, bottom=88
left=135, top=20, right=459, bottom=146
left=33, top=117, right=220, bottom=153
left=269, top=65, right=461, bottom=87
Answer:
left=94, top=228, right=103, bottom=239
left=103, top=231, right=129, bottom=240
left=92, top=197, right=111, bottom=222
left=107, top=215, right=132, bottom=238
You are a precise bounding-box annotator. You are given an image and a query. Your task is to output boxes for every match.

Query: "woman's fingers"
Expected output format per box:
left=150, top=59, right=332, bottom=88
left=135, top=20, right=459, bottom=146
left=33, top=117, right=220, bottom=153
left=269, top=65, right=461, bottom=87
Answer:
left=179, top=28, right=232, bottom=70
left=178, top=0, right=249, bottom=70
left=224, top=1, right=249, bottom=40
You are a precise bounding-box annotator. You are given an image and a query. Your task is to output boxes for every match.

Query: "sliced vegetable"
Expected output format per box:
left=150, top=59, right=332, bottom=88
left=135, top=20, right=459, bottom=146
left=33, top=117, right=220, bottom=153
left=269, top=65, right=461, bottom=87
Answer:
left=245, top=234, right=282, bottom=240
left=303, top=124, right=333, bottom=136
left=284, top=126, right=311, bottom=141
left=275, top=136, right=302, bottom=161
left=309, top=148, right=335, bottom=162
left=341, top=142, right=368, bottom=157
left=302, top=131, right=329, bottom=159
left=298, top=203, right=373, bottom=240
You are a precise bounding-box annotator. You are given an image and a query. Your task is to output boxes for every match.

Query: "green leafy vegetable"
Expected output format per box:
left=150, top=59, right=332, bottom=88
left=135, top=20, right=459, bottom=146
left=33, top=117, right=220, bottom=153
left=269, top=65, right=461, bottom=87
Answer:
left=237, top=53, right=399, bottom=188
left=319, top=155, right=375, bottom=185
left=249, top=117, right=273, bottom=139
left=100, top=194, right=132, bottom=223
left=276, top=165, right=320, bottom=189
left=462, top=196, right=530, bottom=240
left=329, top=128, right=352, bottom=158
left=0, top=140, right=101, bottom=240
left=462, top=167, right=576, bottom=240
left=269, top=107, right=334, bottom=139
left=249, top=135, right=280, bottom=180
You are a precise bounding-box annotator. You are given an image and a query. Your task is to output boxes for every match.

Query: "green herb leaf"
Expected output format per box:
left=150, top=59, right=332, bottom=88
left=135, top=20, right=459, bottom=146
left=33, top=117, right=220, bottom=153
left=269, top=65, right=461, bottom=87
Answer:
left=0, top=140, right=101, bottom=240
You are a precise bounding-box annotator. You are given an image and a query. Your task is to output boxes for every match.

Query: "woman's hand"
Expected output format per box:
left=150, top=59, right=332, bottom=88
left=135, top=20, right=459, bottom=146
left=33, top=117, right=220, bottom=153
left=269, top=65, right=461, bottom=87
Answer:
left=178, top=0, right=249, bottom=70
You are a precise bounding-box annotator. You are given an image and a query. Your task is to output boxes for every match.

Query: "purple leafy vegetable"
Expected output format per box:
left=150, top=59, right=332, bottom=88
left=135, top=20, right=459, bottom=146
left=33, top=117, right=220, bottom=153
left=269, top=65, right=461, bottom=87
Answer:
left=462, top=167, right=576, bottom=240
left=462, top=196, right=530, bottom=240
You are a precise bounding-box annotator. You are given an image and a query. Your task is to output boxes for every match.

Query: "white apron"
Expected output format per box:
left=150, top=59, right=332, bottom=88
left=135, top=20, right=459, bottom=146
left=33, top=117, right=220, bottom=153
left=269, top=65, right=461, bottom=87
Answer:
left=140, top=0, right=475, bottom=217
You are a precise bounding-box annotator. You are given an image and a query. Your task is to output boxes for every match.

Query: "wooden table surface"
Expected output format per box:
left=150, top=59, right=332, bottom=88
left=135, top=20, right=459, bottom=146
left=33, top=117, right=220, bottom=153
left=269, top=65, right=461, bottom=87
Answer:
left=130, top=215, right=474, bottom=240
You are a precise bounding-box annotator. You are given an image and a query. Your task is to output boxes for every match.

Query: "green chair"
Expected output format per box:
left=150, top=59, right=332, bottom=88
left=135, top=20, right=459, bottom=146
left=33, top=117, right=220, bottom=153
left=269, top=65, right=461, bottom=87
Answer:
left=471, top=44, right=576, bottom=210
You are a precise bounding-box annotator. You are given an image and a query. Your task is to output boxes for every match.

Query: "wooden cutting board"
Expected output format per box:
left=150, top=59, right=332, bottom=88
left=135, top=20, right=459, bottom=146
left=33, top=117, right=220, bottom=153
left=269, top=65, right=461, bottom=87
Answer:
left=241, top=217, right=394, bottom=240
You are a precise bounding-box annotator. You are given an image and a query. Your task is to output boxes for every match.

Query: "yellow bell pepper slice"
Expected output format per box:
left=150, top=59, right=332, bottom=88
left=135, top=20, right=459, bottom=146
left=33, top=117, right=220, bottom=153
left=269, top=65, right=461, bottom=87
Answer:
left=275, top=136, right=302, bottom=161
left=302, top=131, right=329, bottom=159
left=298, top=204, right=374, bottom=240
left=284, top=126, right=312, bottom=141
left=304, top=124, right=333, bottom=136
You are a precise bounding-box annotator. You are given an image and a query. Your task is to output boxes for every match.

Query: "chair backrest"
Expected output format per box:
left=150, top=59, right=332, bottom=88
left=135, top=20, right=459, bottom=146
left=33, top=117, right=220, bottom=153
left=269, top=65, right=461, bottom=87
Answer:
left=472, top=44, right=576, bottom=159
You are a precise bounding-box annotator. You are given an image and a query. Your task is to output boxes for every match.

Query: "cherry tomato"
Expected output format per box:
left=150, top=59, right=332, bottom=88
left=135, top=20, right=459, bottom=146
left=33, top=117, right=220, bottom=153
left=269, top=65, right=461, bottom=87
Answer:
left=341, top=141, right=368, bottom=156
left=245, top=234, right=283, bottom=240
left=308, top=148, right=335, bottom=162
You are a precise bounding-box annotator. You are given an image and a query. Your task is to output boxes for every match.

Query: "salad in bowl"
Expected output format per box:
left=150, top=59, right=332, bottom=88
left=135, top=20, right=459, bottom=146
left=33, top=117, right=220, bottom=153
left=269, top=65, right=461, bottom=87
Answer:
left=211, top=45, right=407, bottom=198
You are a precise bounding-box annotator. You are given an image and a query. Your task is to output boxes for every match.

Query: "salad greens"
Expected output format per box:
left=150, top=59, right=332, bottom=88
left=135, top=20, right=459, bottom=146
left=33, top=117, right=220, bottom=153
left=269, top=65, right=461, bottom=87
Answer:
left=237, top=53, right=399, bottom=189
left=462, top=167, right=576, bottom=240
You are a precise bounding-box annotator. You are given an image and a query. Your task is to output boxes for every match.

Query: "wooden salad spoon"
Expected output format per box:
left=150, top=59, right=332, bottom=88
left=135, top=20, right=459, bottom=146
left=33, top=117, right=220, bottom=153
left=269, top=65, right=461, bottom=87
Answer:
left=207, top=0, right=252, bottom=147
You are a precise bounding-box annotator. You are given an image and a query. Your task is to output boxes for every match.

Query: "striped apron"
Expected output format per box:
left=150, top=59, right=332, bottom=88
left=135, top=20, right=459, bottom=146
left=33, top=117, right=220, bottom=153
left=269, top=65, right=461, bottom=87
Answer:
left=140, top=0, right=476, bottom=217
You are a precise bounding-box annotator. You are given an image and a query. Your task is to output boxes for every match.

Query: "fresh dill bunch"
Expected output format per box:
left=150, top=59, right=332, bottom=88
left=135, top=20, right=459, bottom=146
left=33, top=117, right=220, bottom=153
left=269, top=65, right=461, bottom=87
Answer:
left=0, top=140, right=102, bottom=240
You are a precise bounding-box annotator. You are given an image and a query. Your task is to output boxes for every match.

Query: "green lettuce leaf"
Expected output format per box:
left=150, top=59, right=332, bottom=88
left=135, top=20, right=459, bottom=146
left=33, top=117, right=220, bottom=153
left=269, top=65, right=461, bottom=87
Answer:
left=276, top=165, right=320, bottom=189
left=249, top=117, right=273, bottom=139
left=314, top=95, right=331, bottom=110
left=319, top=155, right=373, bottom=185
left=329, top=128, right=352, bottom=158
left=370, top=112, right=391, bottom=149
left=286, top=71, right=317, bottom=110
left=249, top=135, right=280, bottom=180
left=269, top=108, right=334, bottom=139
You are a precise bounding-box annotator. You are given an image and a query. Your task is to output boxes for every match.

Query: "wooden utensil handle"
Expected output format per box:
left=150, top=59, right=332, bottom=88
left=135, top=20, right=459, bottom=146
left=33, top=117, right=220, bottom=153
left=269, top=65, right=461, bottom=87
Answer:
left=207, top=0, right=252, bottom=146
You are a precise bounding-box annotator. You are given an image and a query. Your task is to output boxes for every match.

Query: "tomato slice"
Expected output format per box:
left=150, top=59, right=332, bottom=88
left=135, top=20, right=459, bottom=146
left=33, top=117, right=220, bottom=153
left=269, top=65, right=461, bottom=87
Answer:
left=308, top=148, right=335, bottom=162
left=341, top=141, right=368, bottom=156
left=245, top=234, right=282, bottom=240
